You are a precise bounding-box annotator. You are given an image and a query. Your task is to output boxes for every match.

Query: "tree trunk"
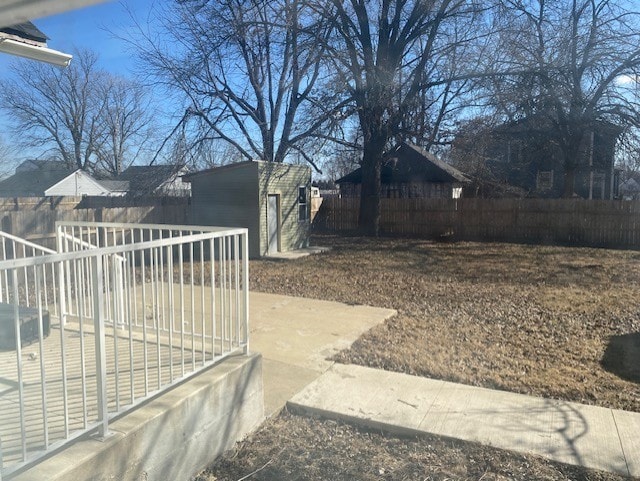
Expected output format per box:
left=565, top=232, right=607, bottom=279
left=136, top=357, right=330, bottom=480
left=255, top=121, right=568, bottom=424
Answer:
left=358, top=135, right=385, bottom=236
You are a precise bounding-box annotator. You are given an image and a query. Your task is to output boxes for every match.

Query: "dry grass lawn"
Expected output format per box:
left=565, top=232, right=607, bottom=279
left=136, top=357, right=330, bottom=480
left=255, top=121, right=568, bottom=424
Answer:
left=198, top=410, right=629, bottom=481
left=250, top=235, right=640, bottom=412
left=199, top=235, right=639, bottom=481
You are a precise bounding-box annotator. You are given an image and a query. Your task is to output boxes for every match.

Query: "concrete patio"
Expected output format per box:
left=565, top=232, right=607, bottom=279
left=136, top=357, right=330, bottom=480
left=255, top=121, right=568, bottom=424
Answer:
left=2, top=289, right=396, bottom=479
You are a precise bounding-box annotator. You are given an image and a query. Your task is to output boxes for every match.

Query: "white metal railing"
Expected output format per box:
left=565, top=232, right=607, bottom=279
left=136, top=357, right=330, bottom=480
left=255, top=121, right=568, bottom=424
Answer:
left=0, top=223, right=249, bottom=479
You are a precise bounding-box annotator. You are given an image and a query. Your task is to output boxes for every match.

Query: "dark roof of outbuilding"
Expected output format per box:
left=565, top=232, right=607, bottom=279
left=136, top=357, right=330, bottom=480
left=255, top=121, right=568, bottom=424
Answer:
left=0, top=168, right=74, bottom=197
left=0, top=21, right=48, bottom=43
left=117, top=165, right=185, bottom=193
left=181, top=161, right=256, bottom=181
left=96, top=179, right=129, bottom=192
left=336, top=142, right=471, bottom=185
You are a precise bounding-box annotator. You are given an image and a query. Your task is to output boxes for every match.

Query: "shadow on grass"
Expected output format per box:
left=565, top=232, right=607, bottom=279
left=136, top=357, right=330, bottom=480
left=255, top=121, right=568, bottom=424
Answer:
left=601, top=332, right=640, bottom=383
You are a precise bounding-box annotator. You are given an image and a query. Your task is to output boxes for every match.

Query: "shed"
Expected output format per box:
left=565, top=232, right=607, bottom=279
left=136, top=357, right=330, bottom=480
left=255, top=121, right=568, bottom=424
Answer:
left=337, top=142, right=471, bottom=199
left=183, top=161, right=311, bottom=258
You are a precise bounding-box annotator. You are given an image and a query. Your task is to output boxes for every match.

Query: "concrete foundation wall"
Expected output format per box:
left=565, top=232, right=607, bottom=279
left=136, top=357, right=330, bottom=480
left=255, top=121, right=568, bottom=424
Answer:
left=14, top=354, right=264, bottom=481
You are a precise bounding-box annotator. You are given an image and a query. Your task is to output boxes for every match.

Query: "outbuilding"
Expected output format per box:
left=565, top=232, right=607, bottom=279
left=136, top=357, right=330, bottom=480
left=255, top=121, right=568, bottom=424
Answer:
left=337, top=142, right=471, bottom=199
left=183, top=161, right=311, bottom=258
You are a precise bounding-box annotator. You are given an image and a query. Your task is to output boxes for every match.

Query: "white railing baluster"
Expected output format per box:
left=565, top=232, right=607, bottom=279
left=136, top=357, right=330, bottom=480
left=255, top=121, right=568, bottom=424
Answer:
left=242, top=232, right=249, bottom=353
left=214, top=239, right=222, bottom=358
left=234, top=234, right=240, bottom=349
left=189, top=236, right=195, bottom=371
left=179, top=239, right=185, bottom=377
left=92, top=254, right=109, bottom=438
left=35, top=268, right=49, bottom=448
left=12, top=270, right=26, bottom=463
left=167, top=244, right=175, bottom=382
left=111, top=255, right=120, bottom=412
left=200, top=240, right=205, bottom=365
left=0, top=222, right=249, bottom=478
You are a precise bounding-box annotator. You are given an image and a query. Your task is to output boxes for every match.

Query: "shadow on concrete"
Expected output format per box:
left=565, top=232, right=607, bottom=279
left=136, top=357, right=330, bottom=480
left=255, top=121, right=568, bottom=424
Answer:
left=601, top=332, right=640, bottom=383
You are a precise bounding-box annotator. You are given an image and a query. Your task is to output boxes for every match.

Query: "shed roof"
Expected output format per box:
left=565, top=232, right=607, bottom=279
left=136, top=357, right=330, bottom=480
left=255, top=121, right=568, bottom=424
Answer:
left=181, top=161, right=256, bottom=181
left=182, top=160, right=309, bottom=182
left=336, top=142, right=470, bottom=185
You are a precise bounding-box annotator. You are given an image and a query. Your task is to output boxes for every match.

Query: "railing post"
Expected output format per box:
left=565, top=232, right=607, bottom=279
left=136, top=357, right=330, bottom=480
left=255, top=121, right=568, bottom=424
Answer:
left=55, top=224, right=68, bottom=326
left=92, top=254, right=109, bottom=438
left=242, top=231, right=249, bottom=354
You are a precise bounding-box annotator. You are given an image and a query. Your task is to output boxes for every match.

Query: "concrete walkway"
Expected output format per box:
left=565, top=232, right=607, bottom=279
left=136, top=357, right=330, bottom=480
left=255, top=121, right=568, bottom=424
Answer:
left=250, top=292, right=639, bottom=477
left=288, top=363, right=640, bottom=478
left=248, top=291, right=396, bottom=415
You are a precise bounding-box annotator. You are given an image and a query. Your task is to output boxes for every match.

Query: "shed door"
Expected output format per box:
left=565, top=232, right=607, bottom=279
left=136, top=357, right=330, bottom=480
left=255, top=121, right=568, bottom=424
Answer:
left=267, top=194, right=280, bottom=254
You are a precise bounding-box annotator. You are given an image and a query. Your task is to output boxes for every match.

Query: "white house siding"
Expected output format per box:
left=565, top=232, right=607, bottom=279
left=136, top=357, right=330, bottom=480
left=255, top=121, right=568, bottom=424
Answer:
left=155, top=169, right=192, bottom=196
left=44, top=171, right=120, bottom=196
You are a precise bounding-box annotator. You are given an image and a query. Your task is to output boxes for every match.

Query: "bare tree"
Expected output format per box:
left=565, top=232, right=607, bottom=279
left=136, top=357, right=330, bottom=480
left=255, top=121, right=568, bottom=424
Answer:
left=96, top=75, right=155, bottom=175
left=0, top=135, right=19, bottom=178
left=487, top=0, right=640, bottom=196
left=0, top=49, right=157, bottom=175
left=137, top=0, right=335, bottom=170
left=311, top=0, right=488, bottom=235
left=0, top=50, right=107, bottom=171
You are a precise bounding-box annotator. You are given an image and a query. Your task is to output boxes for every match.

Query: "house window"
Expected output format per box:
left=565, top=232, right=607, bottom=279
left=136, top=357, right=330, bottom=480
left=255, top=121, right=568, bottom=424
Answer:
left=536, top=170, right=554, bottom=191
left=298, top=186, right=308, bottom=221
left=592, top=172, right=606, bottom=199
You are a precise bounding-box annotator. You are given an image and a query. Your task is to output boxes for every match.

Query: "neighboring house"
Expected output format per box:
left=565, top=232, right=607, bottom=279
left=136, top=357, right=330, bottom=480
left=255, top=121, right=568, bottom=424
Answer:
left=15, top=159, right=69, bottom=173
left=116, top=165, right=191, bottom=197
left=45, top=171, right=127, bottom=196
left=336, top=142, right=471, bottom=199
left=0, top=166, right=74, bottom=197
left=619, top=177, right=640, bottom=200
left=183, top=161, right=311, bottom=258
left=0, top=1, right=101, bottom=31
left=0, top=20, right=71, bottom=66
left=0, top=164, right=126, bottom=197
left=475, top=117, right=621, bottom=199
left=0, top=21, right=48, bottom=48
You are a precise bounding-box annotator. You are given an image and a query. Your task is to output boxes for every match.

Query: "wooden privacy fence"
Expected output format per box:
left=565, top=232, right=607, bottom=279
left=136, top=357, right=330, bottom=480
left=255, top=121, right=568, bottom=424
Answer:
left=0, top=196, right=191, bottom=249
left=314, top=197, right=640, bottom=249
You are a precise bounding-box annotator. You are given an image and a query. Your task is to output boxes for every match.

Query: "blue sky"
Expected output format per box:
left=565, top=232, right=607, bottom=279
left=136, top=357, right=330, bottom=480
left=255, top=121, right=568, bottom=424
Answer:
left=0, top=1, right=167, bottom=161
left=0, top=1, right=149, bottom=75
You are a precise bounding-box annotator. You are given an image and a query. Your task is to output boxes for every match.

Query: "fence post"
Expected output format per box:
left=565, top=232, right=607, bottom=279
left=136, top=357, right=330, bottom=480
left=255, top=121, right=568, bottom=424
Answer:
left=92, top=254, right=109, bottom=438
